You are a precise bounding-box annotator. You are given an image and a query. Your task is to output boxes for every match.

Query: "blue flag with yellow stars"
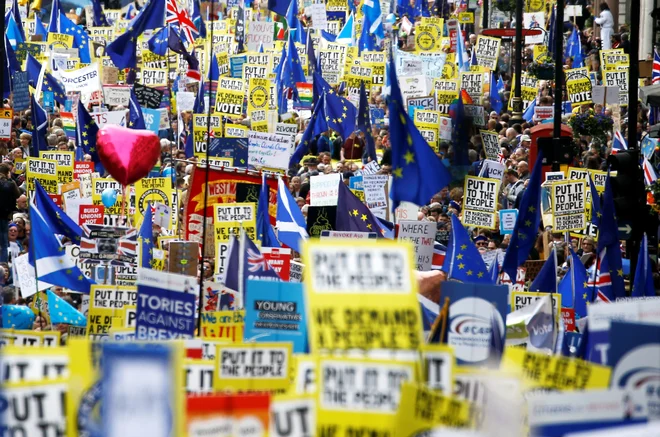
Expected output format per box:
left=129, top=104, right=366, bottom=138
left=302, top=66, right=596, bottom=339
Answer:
left=558, top=247, right=591, bottom=317
left=2, top=305, right=34, bottom=329
left=48, top=290, right=86, bottom=327
left=289, top=94, right=328, bottom=166
left=138, top=202, right=154, bottom=269
left=529, top=248, right=557, bottom=292
left=501, top=152, right=544, bottom=281
left=34, top=180, right=83, bottom=244
left=61, top=12, right=92, bottom=63
left=25, top=54, right=66, bottom=105
left=324, top=87, right=356, bottom=140
left=387, top=54, right=451, bottom=211
left=128, top=87, right=146, bottom=129
left=442, top=214, right=490, bottom=282
left=76, top=100, right=101, bottom=165
left=336, top=181, right=386, bottom=236
left=357, top=82, right=377, bottom=162
left=588, top=175, right=601, bottom=227
left=30, top=94, right=49, bottom=157
left=596, top=173, right=625, bottom=298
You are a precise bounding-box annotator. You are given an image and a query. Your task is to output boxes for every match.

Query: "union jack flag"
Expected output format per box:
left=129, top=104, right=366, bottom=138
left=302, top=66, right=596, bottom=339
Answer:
left=432, top=242, right=446, bottom=270
left=653, top=49, right=660, bottom=85
left=587, top=249, right=614, bottom=303
left=247, top=247, right=273, bottom=272
left=166, top=0, right=198, bottom=45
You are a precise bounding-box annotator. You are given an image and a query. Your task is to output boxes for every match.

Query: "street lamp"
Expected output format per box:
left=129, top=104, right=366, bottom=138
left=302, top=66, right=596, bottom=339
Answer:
left=510, top=0, right=524, bottom=124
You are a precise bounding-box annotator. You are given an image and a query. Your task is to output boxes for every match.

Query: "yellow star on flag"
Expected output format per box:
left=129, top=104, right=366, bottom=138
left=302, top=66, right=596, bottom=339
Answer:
left=404, top=151, right=415, bottom=164
left=360, top=214, right=367, bottom=221
left=393, top=168, right=403, bottom=178
left=458, top=262, right=465, bottom=269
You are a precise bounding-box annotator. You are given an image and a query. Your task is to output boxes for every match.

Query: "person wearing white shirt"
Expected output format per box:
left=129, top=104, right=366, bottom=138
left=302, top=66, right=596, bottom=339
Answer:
left=594, top=2, right=614, bottom=50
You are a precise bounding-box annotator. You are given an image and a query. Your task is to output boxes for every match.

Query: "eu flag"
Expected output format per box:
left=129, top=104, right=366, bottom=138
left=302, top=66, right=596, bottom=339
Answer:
left=324, top=87, right=356, bottom=140
left=589, top=175, right=601, bottom=227
left=357, top=82, right=377, bottom=162
left=26, top=54, right=66, bottom=105
left=442, top=214, right=489, bottom=282
left=501, top=151, right=543, bottom=281
left=128, top=87, right=146, bottom=129
left=388, top=55, right=451, bottom=210
left=138, top=202, right=154, bottom=268
left=191, top=0, right=206, bottom=38
left=286, top=0, right=306, bottom=44
left=489, top=72, right=503, bottom=114
left=289, top=94, right=328, bottom=166
left=357, top=10, right=377, bottom=54
left=91, top=0, right=110, bottom=26
left=48, top=290, right=86, bottom=327
left=564, top=26, right=583, bottom=68
left=559, top=247, right=592, bottom=318
left=30, top=95, right=49, bottom=157
left=336, top=181, right=385, bottom=236
left=76, top=100, right=101, bottom=165
left=449, top=94, right=470, bottom=166
left=61, top=13, right=92, bottom=63
left=529, top=248, right=557, bottom=292
left=632, top=233, right=655, bottom=298
left=596, top=172, right=625, bottom=298
left=9, top=0, right=25, bottom=41
left=34, top=180, right=82, bottom=244
left=106, top=0, right=166, bottom=69
left=257, top=174, right=280, bottom=247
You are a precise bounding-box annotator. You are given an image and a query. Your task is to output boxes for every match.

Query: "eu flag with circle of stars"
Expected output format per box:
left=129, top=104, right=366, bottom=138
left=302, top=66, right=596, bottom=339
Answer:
left=596, top=172, right=625, bottom=298
left=138, top=202, right=154, bottom=269
left=26, top=54, right=66, bottom=105
left=324, top=87, right=356, bottom=140
left=76, top=100, right=101, bottom=165
left=61, top=13, right=92, bottom=63
left=106, top=0, right=166, bottom=69
left=128, top=87, right=146, bottom=129
left=387, top=55, right=451, bottom=211
left=442, top=214, right=490, bottom=283
left=501, top=151, right=544, bottom=281
left=357, top=81, right=377, bottom=162
left=48, top=290, right=86, bottom=327
left=289, top=94, right=329, bottom=166
left=336, top=180, right=385, bottom=236
left=34, top=180, right=83, bottom=244
left=558, top=247, right=591, bottom=318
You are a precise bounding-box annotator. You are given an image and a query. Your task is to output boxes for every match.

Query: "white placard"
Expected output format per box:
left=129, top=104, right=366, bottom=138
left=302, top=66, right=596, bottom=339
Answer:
left=56, top=62, right=102, bottom=94
left=397, top=221, right=436, bottom=271
left=310, top=173, right=341, bottom=206
left=247, top=131, right=293, bottom=170
left=13, top=253, right=53, bottom=298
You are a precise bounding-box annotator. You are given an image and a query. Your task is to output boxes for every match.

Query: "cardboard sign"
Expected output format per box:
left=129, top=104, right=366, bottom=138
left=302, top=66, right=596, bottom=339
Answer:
left=551, top=180, right=586, bottom=232
left=421, top=345, right=455, bottom=396
left=303, top=240, right=422, bottom=351
left=397, top=221, right=436, bottom=271
left=480, top=130, right=500, bottom=162
left=200, top=310, right=244, bottom=341
left=247, top=131, right=293, bottom=170
left=566, top=68, right=592, bottom=107
left=213, top=203, right=256, bottom=275
left=213, top=342, right=292, bottom=392
left=310, top=174, right=341, bottom=206
left=79, top=205, right=104, bottom=225
left=462, top=176, right=500, bottom=229
left=474, top=35, right=500, bottom=70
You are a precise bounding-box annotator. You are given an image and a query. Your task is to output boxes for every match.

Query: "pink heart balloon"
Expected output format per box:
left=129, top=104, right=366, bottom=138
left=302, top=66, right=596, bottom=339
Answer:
left=96, top=125, right=161, bottom=186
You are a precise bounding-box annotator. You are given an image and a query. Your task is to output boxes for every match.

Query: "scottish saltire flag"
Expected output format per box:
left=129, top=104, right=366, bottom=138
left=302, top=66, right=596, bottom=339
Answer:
left=597, top=173, right=626, bottom=298
left=223, top=231, right=281, bottom=296
left=257, top=174, right=280, bottom=248
left=138, top=202, right=154, bottom=269
left=336, top=181, right=386, bottom=236
left=388, top=54, right=451, bottom=210
left=653, top=49, right=660, bottom=84
left=502, top=152, right=543, bottom=281
left=363, top=0, right=384, bottom=39
left=559, top=248, right=591, bottom=317
left=643, top=157, right=658, bottom=186
left=30, top=95, right=49, bottom=157
left=442, top=215, right=490, bottom=283
left=6, top=12, right=24, bottom=47
left=34, top=181, right=82, bottom=243
left=48, top=290, right=86, bottom=326
left=455, top=23, right=469, bottom=72
left=358, top=11, right=377, bottom=53
left=106, top=0, right=166, bottom=69
left=529, top=248, right=557, bottom=292
left=28, top=203, right=96, bottom=294
left=335, top=13, right=355, bottom=46
left=276, top=177, right=308, bottom=252
left=632, top=233, right=655, bottom=297
left=128, top=88, right=146, bottom=129
left=612, top=130, right=627, bottom=153
left=2, top=305, right=35, bottom=329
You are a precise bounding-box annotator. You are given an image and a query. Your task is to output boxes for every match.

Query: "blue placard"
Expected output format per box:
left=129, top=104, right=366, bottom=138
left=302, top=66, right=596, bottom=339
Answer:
left=244, top=280, right=308, bottom=353
left=348, top=175, right=363, bottom=191
left=11, top=72, right=29, bottom=111
left=441, top=281, right=509, bottom=366
left=498, top=209, right=518, bottom=235
left=609, top=321, right=660, bottom=418
left=230, top=55, right=247, bottom=78
left=208, top=138, right=249, bottom=168
left=641, top=135, right=657, bottom=160
left=42, top=91, right=54, bottom=112
left=136, top=282, right=196, bottom=340
left=141, top=108, right=161, bottom=134
left=370, top=107, right=385, bottom=128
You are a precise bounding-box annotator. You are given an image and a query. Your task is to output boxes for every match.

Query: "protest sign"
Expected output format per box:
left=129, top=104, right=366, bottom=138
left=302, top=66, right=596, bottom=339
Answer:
left=89, top=110, right=127, bottom=128
left=499, top=209, right=518, bottom=235
left=270, top=394, right=315, bottom=437
left=26, top=158, right=58, bottom=194
left=480, top=130, right=500, bottom=161
left=310, top=174, right=341, bottom=206
left=422, top=345, right=455, bottom=396
left=57, top=63, right=101, bottom=94
left=434, top=79, right=459, bottom=115
left=133, top=83, right=163, bottom=109
left=200, top=310, right=244, bottom=341
left=509, top=74, right=538, bottom=110
left=362, top=174, right=388, bottom=216
left=317, top=357, right=417, bottom=436
left=474, top=36, right=501, bottom=70
left=12, top=253, right=53, bottom=298
left=79, top=205, right=104, bottom=225
left=12, top=72, right=30, bottom=111
left=39, top=151, right=74, bottom=184
left=397, top=221, right=436, bottom=271
left=566, top=68, right=592, bottom=107
left=184, top=359, right=215, bottom=395
left=134, top=177, right=174, bottom=229
left=460, top=72, right=484, bottom=104
left=87, top=285, right=137, bottom=339
left=216, top=77, right=245, bottom=116
left=135, top=268, right=197, bottom=340
left=213, top=202, right=256, bottom=274
left=246, top=21, right=274, bottom=51
left=604, top=69, right=629, bottom=106
left=551, top=180, right=586, bottom=232
left=303, top=240, right=422, bottom=351
left=74, top=162, right=94, bottom=180
left=0, top=346, right=69, bottom=382
left=214, top=342, right=292, bottom=392
left=510, top=291, right=562, bottom=322
left=244, top=280, right=308, bottom=353
left=247, top=131, right=293, bottom=170
left=462, top=176, right=500, bottom=229
left=395, top=383, right=472, bottom=434
left=289, top=261, right=304, bottom=283
left=141, top=68, right=168, bottom=86
left=261, top=247, right=291, bottom=281
left=0, top=380, right=67, bottom=435
left=103, top=85, right=131, bottom=106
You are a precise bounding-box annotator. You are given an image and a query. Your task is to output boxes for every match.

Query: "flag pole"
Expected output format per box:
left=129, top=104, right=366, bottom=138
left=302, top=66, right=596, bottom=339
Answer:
left=28, top=207, right=43, bottom=330
left=197, top=0, right=216, bottom=333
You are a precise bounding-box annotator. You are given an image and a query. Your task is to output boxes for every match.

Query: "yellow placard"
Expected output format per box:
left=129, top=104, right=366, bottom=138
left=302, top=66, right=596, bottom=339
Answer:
left=247, top=77, right=269, bottom=131
left=317, top=357, right=420, bottom=437
left=140, top=68, right=168, bottom=86
left=421, top=344, right=455, bottom=396
left=26, top=158, right=58, bottom=194
left=302, top=239, right=423, bottom=352
left=200, top=310, right=245, bottom=341
left=87, top=285, right=137, bottom=340
left=0, top=345, right=69, bottom=382
left=133, top=177, right=174, bottom=228
left=215, top=77, right=245, bottom=117
left=40, top=151, right=74, bottom=184
left=502, top=347, right=612, bottom=391
left=415, top=24, right=440, bottom=52
left=566, top=67, right=592, bottom=107
left=510, top=291, right=562, bottom=321
left=91, top=178, right=125, bottom=217
left=0, top=329, right=60, bottom=347
left=192, top=113, right=226, bottom=166
left=458, top=11, right=475, bottom=24
left=47, top=32, right=74, bottom=48
left=213, top=342, right=293, bottom=392
left=550, top=179, right=587, bottom=232
left=434, top=79, right=459, bottom=116
left=474, top=35, right=500, bottom=70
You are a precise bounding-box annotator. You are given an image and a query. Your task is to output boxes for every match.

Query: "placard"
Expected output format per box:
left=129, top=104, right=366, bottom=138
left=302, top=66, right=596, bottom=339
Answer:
left=26, top=158, right=58, bottom=194
left=247, top=131, right=293, bottom=170
left=474, top=36, right=501, bottom=70
left=480, top=130, right=500, bottom=162
left=460, top=72, right=484, bottom=104
left=566, top=68, right=592, bottom=107
left=309, top=174, right=341, bottom=206
left=462, top=176, right=500, bottom=229
left=397, top=221, right=436, bottom=271
left=213, top=202, right=256, bottom=274
left=551, top=180, right=586, bottom=232
left=57, top=63, right=101, bottom=94
left=213, top=342, right=292, bottom=392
